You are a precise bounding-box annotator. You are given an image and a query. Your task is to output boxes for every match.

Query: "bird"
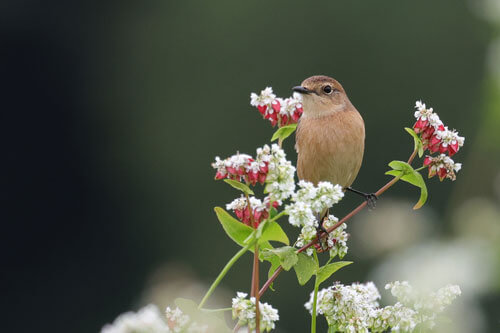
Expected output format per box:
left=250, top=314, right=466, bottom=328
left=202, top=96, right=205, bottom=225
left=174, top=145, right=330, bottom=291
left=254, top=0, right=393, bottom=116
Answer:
left=293, top=75, right=376, bottom=227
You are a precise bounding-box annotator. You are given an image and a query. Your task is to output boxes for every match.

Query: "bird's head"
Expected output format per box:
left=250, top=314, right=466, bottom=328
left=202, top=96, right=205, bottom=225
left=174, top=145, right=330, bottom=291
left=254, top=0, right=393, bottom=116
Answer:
left=293, top=75, right=349, bottom=118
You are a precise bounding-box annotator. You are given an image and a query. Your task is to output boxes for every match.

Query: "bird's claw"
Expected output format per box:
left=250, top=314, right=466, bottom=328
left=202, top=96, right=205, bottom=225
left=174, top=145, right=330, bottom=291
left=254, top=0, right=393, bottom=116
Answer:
left=315, top=222, right=329, bottom=252
left=364, top=193, right=378, bottom=210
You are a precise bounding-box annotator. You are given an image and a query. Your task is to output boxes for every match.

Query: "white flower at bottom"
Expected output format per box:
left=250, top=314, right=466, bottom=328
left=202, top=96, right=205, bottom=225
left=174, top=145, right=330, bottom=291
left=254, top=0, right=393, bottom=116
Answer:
left=232, top=292, right=279, bottom=332
left=306, top=281, right=461, bottom=332
left=101, top=304, right=170, bottom=333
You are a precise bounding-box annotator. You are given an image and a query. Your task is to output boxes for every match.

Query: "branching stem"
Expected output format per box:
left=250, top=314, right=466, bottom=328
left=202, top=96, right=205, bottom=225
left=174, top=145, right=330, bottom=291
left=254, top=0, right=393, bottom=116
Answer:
left=198, top=243, right=252, bottom=309
left=258, top=149, right=418, bottom=298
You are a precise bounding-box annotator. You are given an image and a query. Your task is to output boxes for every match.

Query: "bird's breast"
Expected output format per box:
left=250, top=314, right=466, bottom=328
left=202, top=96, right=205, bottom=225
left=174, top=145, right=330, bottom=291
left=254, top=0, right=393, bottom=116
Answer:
left=296, top=110, right=365, bottom=187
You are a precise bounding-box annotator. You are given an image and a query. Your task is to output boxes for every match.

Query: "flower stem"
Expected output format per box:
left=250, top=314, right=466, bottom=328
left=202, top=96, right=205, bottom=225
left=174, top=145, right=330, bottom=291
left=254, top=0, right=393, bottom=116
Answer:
left=253, top=242, right=261, bottom=333
left=245, top=194, right=261, bottom=333
left=268, top=210, right=286, bottom=223
left=200, top=307, right=232, bottom=313
left=198, top=243, right=251, bottom=309
left=258, top=149, right=418, bottom=298
left=311, top=251, right=320, bottom=333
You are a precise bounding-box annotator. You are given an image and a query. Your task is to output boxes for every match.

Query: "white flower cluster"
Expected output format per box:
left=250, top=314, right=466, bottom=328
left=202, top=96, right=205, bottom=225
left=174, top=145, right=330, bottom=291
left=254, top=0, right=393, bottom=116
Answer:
left=323, top=218, right=349, bottom=259
left=385, top=281, right=462, bottom=319
left=263, top=144, right=296, bottom=201
left=250, top=87, right=276, bottom=108
left=101, top=304, right=170, bottom=333
left=424, top=154, right=462, bottom=181
left=413, top=100, right=464, bottom=157
left=277, top=93, right=303, bottom=118
left=286, top=180, right=344, bottom=228
left=305, top=282, right=381, bottom=333
left=414, top=101, right=437, bottom=123
left=165, top=307, right=208, bottom=333
left=305, top=281, right=461, bottom=333
left=232, top=292, right=279, bottom=332
left=285, top=181, right=344, bottom=255
left=250, top=87, right=303, bottom=127
left=435, top=127, right=465, bottom=149
left=101, top=305, right=210, bottom=333
left=226, top=196, right=266, bottom=212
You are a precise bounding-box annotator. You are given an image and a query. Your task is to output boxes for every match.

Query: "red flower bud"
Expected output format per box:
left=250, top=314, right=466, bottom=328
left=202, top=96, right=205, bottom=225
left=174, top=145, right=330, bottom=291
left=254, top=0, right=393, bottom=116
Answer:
left=257, top=105, right=267, bottom=115
left=271, top=100, right=281, bottom=113
left=438, top=167, right=447, bottom=181
left=413, top=118, right=429, bottom=133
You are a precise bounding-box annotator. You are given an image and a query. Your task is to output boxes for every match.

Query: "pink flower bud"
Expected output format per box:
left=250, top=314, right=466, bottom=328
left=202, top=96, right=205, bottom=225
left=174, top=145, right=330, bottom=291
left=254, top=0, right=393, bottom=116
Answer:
left=271, top=100, right=281, bottom=113
left=413, top=118, right=428, bottom=133
left=257, top=105, right=267, bottom=115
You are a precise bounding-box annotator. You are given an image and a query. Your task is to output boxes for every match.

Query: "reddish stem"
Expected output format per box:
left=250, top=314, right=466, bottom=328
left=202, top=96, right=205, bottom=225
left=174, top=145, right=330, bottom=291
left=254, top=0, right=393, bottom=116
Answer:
left=258, top=150, right=417, bottom=298
left=245, top=194, right=260, bottom=333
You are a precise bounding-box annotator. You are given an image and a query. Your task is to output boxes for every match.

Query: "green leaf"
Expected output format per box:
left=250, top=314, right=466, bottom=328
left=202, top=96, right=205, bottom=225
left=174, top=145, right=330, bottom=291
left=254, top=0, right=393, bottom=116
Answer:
left=214, top=207, right=254, bottom=246
left=269, top=207, right=278, bottom=219
left=317, top=261, right=353, bottom=284
left=223, top=179, right=254, bottom=195
left=271, top=124, right=297, bottom=142
left=385, top=161, right=428, bottom=209
left=263, top=246, right=298, bottom=271
left=293, top=252, right=317, bottom=285
left=258, top=221, right=289, bottom=245
left=405, top=127, right=424, bottom=157
left=262, top=255, right=281, bottom=291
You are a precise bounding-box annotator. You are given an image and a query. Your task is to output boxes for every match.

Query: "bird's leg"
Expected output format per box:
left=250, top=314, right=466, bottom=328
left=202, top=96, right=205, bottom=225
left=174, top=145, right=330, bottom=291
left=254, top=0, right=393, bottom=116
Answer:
left=315, top=211, right=329, bottom=251
left=346, top=187, right=378, bottom=209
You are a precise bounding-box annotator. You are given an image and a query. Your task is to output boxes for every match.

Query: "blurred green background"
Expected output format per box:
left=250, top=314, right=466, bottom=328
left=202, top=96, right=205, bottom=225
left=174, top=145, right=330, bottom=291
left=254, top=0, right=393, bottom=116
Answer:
left=3, top=0, right=500, bottom=332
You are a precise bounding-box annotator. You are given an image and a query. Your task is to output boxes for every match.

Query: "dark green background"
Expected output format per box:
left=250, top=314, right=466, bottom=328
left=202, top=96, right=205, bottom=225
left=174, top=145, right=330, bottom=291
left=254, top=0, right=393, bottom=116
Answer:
left=3, top=0, right=499, bottom=332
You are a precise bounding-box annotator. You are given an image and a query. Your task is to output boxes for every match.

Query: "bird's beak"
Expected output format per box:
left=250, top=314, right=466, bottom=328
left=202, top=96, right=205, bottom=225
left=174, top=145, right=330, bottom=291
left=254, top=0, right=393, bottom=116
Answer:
left=292, top=86, right=311, bottom=94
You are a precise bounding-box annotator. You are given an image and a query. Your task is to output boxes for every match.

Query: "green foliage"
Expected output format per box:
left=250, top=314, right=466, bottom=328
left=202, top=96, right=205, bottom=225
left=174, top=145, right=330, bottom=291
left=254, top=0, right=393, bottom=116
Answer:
left=386, top=161, right=428, bottom=209
left=317, top=261, right=353, bottom=284
left=271, top=124, right=297, bottom=142
left=405, top=127, right=424, bottom=157
left=263, top=246, right=298, bottom=271
left=214, top=207, right=254, bottom=246
left=223, top=179, right=254, bottom=195
left=294, top=252, right=318, bottom=285
left=258, top=221, right=290, bottom=245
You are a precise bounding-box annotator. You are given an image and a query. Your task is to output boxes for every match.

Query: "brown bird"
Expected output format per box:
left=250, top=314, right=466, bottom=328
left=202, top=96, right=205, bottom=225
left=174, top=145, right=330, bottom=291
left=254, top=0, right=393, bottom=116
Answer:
left=293, top=75, right=376, bottom=219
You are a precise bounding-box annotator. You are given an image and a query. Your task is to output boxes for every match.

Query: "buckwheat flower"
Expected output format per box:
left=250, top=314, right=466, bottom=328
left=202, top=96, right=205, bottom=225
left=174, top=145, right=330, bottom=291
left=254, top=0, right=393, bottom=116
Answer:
left=165, top=307, right=208, bottom=333
left=286, top=201, right=316, bottom=227
left=279, top=95, right=303, bottom=125
left=423, top=154, right=462, bottom=181
left=101, top=304, right=169, bottom=333
left=385, top=281, right=461, bottom=328
left=384, top=303, right=418, bottom=333
left=165, top=307, right=190, bottom=332
left=264, top=144, right=296, bottom=201
left=305, top=282, right=381, bottom=332
left=433, top=127, right=465, bottom=156
left=323, top=217, right=349, bottom=259
left=413, top=101, right=435, bottom=133
left=251, top=87, right=304, bottom=127
left=232, top=292, right=279, bottom=332
left=385, top=281, right=415, bottom=306
left=226, top=195, right=268, bottom=227
left=286, top=181, right=344, bottom=231
left=250, top=87, right=276, bottom=114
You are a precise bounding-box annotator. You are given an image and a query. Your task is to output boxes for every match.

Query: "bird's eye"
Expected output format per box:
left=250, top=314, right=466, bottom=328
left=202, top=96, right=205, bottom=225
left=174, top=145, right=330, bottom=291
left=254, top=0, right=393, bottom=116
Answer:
left=323, top=85, right=333, bottom=94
